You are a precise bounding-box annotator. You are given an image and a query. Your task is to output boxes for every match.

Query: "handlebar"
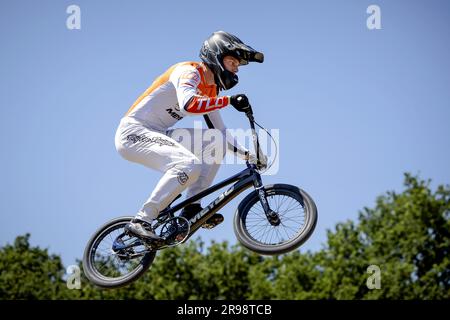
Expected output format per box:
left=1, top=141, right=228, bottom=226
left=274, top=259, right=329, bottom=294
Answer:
left=244, top=104, right=264, bottom=168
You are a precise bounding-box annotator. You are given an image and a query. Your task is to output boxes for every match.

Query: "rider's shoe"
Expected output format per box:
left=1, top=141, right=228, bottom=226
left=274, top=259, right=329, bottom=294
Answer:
left=180, top=203, right=224, bottom=229
left=125, top=218, right=162, bottom=241
left=180, top=203, right=202, bottom=220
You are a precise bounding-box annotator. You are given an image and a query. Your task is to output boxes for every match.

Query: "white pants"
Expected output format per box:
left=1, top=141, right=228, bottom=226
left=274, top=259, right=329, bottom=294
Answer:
left=115, top=118, right=226, bottom=222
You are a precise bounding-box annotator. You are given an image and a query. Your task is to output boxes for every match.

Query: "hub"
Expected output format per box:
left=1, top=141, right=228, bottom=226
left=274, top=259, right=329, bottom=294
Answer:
left=266, top=210, right=281, bottom=226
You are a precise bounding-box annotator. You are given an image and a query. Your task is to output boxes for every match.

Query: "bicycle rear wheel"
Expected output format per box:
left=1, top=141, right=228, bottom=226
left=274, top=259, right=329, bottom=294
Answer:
left=82, top=216, right=156, bottom=288
left=234, top=184, right=317, bottom=255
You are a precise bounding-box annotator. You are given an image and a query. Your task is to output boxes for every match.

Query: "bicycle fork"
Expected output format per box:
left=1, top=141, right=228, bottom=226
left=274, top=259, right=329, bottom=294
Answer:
left=252, top=168, right=281, bottom=226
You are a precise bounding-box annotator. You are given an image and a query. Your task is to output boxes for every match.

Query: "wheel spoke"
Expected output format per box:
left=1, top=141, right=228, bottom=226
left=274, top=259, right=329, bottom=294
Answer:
left=89, top=222, right=149, bottom=279
left=243, top=191, right=311, bottom=247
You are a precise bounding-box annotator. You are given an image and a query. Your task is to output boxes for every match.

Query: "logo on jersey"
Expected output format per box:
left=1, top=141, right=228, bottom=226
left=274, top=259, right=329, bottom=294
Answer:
left=126, top=134, right=176, bottom=147
left=177, top=171, right=189, bottom=185
left=166, top=108, right=183, bottom=120
left=180, top=71, right=200, bottom=88
left=196, top=96, right=227, bottom=112
left=180, top=71, right=200, bottom=83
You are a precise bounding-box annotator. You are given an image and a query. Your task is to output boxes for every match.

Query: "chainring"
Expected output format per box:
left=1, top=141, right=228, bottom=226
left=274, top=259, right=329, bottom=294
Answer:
left=157, top=216, right=190, bottom=247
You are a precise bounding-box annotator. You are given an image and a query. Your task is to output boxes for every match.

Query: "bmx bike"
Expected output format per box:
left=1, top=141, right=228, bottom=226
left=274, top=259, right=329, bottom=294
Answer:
left=83, top=103, right=317, bottom=288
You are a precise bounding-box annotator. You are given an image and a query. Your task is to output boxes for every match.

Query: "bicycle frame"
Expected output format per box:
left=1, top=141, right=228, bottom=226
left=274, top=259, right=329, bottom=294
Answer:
left=158, top=161, right=263, bottom=241
left=157, top=107, right=271, bottom=242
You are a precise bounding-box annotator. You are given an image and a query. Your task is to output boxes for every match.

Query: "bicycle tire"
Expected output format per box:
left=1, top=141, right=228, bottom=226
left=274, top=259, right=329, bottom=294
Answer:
left=234, top=184, right=317, bottom=255
left=82, top=216, right=156, bottom=288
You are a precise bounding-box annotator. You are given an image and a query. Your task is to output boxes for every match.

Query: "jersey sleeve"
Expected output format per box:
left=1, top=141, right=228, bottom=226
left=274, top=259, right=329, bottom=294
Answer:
left=203, top=110, right=249, bottom=160
left=170, top=65, right=229, bottom=115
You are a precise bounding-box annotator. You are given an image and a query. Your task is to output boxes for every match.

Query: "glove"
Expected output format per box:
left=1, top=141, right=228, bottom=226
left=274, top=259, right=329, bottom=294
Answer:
left=246, top=152, right=268, bottom=170
left=230, top=94, right=250, bottom=112
left=258, top=153, right=268, bottom=170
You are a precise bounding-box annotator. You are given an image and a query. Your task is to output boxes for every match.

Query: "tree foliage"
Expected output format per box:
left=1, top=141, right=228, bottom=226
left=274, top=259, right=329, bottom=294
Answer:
left=0, top=234, right=68, bottom=299
left=1, top=174, right=448, bottom=299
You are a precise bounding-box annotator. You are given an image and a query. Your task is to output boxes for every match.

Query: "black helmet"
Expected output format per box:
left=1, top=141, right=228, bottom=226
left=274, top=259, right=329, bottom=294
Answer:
left=199, top=31, right=264, bottom=90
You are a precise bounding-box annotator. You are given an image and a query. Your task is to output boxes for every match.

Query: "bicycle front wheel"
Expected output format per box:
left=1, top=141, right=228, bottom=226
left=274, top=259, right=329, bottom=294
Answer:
left=82, top=216, right=156, bottom=288
left=234, top=184, right=317, bottom=255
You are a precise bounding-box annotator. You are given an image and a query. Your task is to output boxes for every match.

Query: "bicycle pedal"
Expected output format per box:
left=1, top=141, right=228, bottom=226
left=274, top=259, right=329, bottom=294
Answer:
left=202, top=215, right=224, bottom=229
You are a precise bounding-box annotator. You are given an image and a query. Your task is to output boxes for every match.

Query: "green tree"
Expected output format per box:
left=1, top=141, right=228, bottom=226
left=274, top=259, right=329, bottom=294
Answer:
left=0, top=234, right=68, bottom=299
left=132, top=239, right=263, bottom=299
left=1, top=174, right=448, bottom=300
left=265, top=173, right=450, bottom=299
left=357, top=173, right=450, bottom=299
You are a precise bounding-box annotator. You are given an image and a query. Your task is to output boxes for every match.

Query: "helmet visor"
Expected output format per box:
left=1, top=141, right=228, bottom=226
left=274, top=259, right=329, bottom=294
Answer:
left=228, top=49, right=264, bottom=66
left=231, top=41, right=264, bottom=65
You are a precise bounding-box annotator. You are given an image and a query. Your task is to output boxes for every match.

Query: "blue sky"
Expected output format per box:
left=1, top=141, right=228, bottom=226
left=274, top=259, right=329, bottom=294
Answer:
left=1, top=0, right=449, bottom=268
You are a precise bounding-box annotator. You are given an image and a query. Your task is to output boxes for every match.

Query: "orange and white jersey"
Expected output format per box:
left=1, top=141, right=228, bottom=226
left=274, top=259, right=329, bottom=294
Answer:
left=126, top=61, right=227, bottom=130
left=124, top=61, right=248, bottom=158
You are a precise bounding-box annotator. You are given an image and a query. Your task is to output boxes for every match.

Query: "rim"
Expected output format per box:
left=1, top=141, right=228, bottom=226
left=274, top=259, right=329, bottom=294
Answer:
left=243, top=193, right=307, bottom=246
left=89, top=222, right=150, bottom=281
